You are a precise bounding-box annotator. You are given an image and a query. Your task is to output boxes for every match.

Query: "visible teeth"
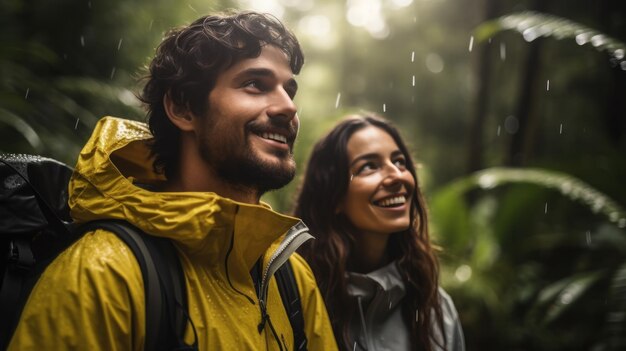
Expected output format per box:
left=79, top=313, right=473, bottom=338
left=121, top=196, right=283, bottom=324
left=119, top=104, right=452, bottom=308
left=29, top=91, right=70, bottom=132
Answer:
left=262, top=132, right=287, bottom=143
left=376, top=196, right=406, bottom=207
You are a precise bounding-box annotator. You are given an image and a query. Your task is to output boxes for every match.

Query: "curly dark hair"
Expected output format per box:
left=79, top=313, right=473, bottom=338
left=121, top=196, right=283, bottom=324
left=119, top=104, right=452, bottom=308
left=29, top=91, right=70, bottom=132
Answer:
left=293, top=113, right=445, bottom=351
left=139, top=11, right=304, bottom=179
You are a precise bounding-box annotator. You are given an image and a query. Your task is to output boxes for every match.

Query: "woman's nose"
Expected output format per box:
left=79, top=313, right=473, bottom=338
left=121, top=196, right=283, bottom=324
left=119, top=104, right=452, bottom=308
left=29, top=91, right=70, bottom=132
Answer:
left=381, top=163, right=404, bottom=185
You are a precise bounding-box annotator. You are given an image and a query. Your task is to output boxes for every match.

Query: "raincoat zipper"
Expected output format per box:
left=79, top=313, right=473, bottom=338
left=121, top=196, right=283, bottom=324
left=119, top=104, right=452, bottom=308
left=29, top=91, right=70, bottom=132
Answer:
left=258, top=221, right=313, bottom=319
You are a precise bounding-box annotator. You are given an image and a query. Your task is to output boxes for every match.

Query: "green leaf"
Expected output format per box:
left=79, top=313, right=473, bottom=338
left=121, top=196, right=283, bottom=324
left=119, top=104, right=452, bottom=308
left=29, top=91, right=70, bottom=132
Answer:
left=541, top=271, right=604, bottom=324
left=0, top=108, right=43, bottom=151
left=446, top=167, right=626, bottom=229
left=473, top=11, right=626, bottom=67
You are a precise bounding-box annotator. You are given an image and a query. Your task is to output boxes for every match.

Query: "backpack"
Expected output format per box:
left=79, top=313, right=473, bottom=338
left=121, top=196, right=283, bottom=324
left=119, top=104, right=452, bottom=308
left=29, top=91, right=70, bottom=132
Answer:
left=0, top=154, right=307, bottom=350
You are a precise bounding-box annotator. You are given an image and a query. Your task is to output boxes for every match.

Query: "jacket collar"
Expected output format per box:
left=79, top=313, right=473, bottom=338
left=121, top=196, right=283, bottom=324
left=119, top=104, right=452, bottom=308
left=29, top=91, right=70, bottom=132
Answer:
left=346, top=260, right=406, bottom=311
left=69, top=116, right=300, bottom=271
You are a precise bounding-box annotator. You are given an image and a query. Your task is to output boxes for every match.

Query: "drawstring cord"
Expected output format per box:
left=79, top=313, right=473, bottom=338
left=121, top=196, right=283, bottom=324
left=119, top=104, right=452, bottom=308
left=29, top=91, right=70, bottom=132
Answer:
left=357, top=296, right=369, bottom=350
left=257, top=302, right=285, bottom=351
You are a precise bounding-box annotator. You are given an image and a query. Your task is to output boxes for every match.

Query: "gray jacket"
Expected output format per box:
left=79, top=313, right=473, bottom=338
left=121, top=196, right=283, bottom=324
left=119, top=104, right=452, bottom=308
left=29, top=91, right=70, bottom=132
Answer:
left=346, top=261, right=465, bottom=351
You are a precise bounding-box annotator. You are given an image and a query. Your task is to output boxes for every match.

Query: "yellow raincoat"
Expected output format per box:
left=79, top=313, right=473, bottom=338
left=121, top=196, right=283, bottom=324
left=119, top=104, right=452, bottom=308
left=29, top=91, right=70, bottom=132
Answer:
left=8, top=117, right=337, bottom=351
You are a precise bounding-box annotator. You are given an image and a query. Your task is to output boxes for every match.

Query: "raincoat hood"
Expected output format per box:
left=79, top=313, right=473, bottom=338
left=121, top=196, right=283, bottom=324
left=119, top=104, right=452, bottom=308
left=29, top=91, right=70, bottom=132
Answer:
left=69, top=116, right=300, bottom=270
left=9, top=116, right=337, bottom=351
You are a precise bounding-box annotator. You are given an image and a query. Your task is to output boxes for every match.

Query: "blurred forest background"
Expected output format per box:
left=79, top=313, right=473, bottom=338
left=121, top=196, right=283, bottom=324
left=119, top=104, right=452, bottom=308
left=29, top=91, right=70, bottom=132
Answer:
left=2, top=0, right=625, bottom=349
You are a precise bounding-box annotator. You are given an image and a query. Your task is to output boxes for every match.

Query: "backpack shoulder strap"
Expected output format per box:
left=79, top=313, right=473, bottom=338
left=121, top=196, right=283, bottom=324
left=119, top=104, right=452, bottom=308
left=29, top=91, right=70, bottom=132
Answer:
left=77, top=220, right=196, bottom=351
left=275, top=259, right=308, bottom=351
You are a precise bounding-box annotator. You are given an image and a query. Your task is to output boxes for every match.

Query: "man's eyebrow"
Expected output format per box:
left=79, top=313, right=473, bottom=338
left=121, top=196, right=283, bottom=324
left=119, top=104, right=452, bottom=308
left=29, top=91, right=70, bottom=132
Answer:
left=234, top=68, right=275, bottom=79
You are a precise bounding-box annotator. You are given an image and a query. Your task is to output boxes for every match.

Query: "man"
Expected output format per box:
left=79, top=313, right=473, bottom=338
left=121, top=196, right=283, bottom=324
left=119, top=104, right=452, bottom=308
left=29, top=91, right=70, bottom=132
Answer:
left=8, top=11, right=337, bottom=350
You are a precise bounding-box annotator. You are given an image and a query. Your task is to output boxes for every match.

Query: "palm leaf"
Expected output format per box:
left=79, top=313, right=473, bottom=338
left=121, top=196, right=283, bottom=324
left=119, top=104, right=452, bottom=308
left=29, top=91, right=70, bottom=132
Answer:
left=537, top=271, right=604, bottom=324
left=474, top=11, right=626, bottom=69
left=601, top=261, right=626, bottom=350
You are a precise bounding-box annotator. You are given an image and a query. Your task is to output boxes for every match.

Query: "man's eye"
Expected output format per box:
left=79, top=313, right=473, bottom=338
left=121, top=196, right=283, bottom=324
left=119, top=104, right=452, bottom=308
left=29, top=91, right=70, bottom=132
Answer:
left=243, top=80, right=265, bottom=90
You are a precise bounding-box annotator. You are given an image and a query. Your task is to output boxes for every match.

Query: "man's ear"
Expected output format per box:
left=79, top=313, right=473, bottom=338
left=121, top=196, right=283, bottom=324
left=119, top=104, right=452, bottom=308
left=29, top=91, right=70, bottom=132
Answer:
left=163, top=93, right=195, bottom=132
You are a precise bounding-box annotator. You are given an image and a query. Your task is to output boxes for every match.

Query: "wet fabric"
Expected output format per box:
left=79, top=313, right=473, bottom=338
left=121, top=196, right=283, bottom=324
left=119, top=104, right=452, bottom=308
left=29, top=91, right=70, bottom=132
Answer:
left=7, top=116, right=337, bottom=351
left=346, top=261, right=465, bottom=351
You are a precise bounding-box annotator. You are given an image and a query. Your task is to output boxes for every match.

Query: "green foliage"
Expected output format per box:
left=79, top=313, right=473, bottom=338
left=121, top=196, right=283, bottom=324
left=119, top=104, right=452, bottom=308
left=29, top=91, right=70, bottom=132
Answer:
left=431, top=167, right=626, bottom=349
left=474, top=11, right=626, bottom=69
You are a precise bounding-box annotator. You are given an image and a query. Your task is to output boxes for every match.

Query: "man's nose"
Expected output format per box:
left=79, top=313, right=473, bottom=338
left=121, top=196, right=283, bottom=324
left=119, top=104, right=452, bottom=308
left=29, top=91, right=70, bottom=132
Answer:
left=267, top=88, right=297, bottom=122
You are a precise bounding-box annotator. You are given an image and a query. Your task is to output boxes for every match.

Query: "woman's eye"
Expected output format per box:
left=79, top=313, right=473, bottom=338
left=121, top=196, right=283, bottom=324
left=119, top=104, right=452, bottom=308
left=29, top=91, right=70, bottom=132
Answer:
left=356, top=162, right=377, bottom=174
left=394, top=158, right=407, bottom=169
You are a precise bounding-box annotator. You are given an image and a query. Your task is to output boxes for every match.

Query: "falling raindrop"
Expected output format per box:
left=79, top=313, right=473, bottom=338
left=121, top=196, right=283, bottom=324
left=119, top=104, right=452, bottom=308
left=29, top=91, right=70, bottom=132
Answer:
left=545, top=202, right=548, bottom=214
left=415, top=309, right=419, bottom=322
left=497, top=125, right=501, bottom=136
left=389, top=300, right=392, bottom=309
left=188, top=4, right=198, bottom=13
left=80, top=35, right=85, bottom=47
left=88, top=1, right=91, bottom=8
left=559, top=123, right=563, bottom=134
left=546, top=79, right=550, bottom=91
left=110, top=67, right=116, bottom=80
left=500, top=43, right=506, bottom=61
left=412, top=75, right=415, bottom=87
left=335, top=92, right=341, bottom=108
left=468, top=36, right=474, bottom=52
left=117, top=38, right=123, bottom=51
left=25, top=88, right=29, bottom=99
left=411, top=51, right=415, bottom=62
left=586, top=230, right=591, bottom=245
left=353, top=342, right=357, bottom=351
left=149, top=20, right=154, bottom=30
left=383, top=103, right=387, bottom=112
left=75, top=118, right=80, bottom=130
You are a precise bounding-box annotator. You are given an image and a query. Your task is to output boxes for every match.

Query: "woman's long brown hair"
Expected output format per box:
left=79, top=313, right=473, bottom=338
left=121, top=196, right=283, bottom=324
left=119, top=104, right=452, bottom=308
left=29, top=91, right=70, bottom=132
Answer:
left=294, top=113, right=445, bottom=351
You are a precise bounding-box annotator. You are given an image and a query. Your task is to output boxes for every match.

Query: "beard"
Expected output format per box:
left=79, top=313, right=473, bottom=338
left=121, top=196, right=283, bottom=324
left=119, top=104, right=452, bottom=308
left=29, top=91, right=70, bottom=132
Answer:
left=198, top=133, right=296, bottom=196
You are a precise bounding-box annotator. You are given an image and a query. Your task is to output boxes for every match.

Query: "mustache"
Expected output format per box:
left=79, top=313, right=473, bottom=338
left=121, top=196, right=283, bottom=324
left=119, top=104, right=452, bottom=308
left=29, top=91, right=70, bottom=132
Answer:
left=247, top=119, right=299, bottom=144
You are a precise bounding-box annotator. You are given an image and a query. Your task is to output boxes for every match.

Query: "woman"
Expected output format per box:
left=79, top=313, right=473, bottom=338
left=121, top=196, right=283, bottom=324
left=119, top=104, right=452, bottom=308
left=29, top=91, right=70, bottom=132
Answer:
left=294, top=113, right=464, bottom=351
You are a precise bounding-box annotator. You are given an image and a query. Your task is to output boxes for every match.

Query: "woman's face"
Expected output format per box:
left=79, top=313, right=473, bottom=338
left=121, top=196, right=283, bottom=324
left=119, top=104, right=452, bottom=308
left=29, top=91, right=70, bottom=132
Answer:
left=338, top=125, right=416, bottom=237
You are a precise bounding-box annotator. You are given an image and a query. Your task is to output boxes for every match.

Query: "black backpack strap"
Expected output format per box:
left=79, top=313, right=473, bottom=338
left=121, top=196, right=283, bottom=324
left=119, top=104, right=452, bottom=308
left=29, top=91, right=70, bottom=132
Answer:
left=77, top=220, right=197, bottom=351
left=275, top=260, right=308, bottom=351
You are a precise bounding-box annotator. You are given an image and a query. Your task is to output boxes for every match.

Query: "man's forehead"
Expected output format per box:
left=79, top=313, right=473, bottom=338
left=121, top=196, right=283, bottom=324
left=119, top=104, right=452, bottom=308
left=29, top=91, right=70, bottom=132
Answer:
left=223, top=46, right=294, bottom=78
